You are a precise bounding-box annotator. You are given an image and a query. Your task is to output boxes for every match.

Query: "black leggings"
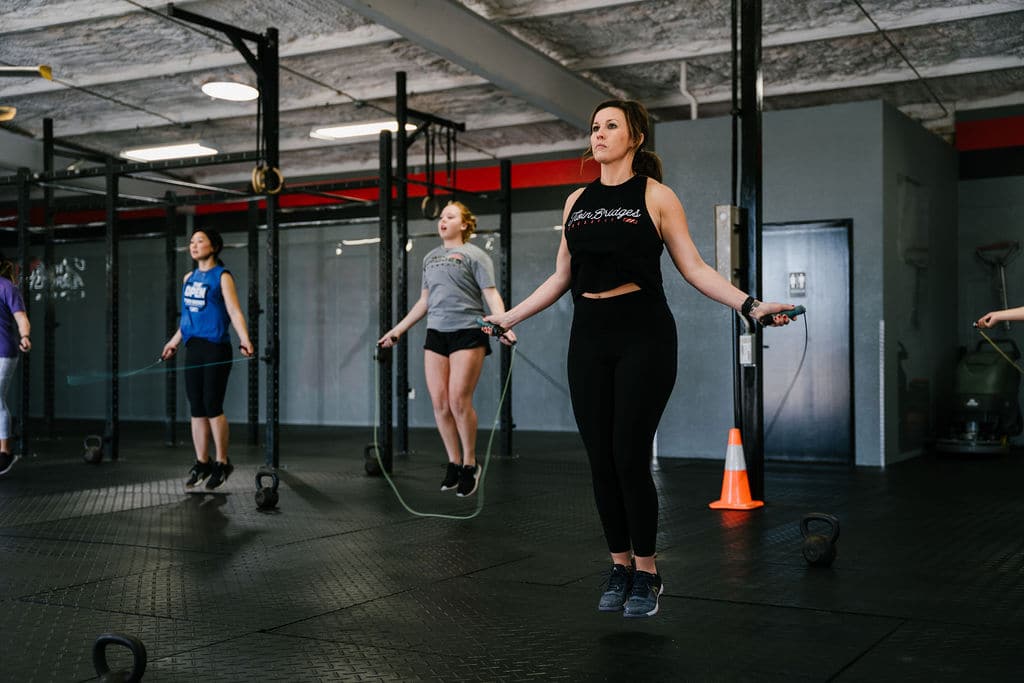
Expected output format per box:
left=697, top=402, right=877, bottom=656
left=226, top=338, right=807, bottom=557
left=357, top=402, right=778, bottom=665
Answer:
left=567, top=289, right=677, bottom=558
left=184, top=338, right=232, bottom=418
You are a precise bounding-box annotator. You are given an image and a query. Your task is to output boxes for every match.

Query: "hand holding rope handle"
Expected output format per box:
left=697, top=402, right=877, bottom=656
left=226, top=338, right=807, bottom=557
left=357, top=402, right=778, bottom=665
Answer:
left=475, top=317, right=517, bottom=345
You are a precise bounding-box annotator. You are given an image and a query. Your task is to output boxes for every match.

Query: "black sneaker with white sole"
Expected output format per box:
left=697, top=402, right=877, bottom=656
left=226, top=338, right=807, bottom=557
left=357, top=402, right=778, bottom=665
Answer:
left=623, top=570, right=663, bottom=617
left=440, top=462, right=461, bottom=491
left=205, top=460, right=234, bottom=490
left=0, top=451, right=16, bottom=476
left=185, top=459, right=212, bottom=488
left=456, top=464, right=480, bottom=497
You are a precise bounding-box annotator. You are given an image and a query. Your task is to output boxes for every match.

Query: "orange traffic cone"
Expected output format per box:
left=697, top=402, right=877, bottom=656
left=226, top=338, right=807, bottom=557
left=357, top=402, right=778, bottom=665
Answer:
left=709, top=428, right=764, bottom=510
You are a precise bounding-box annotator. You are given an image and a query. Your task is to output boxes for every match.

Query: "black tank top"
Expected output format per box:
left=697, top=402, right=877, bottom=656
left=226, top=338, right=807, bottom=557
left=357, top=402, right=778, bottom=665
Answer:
left=564, top=175, right=664, bottom=301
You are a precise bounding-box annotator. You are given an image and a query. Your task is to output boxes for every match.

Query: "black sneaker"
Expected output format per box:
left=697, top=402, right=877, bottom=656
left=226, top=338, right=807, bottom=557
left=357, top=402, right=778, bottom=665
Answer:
left=456, top=464, right=479, bottom=497
left=623, top=570, right=663, bottom=618
left=598, top=564, right=634, bottom=612
left=440, top=462, right=461, bottom=491
left=205, top=460, right=234, bottom=490
left=0, top=452, right=16, bottom=476
left=185, top=459, right=212, bottom=488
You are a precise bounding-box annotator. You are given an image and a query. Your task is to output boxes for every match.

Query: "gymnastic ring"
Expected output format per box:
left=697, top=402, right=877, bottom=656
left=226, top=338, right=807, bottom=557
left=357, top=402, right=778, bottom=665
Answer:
left=421, top=194, right=441, bottom=220
left=251, top=165, right=285, bottom=195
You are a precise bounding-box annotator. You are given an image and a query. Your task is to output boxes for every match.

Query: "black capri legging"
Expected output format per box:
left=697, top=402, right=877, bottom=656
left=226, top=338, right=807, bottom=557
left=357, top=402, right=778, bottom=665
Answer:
left=567, top=289, right=677, bottom=558
left=184, top=337, right=232, bottom=418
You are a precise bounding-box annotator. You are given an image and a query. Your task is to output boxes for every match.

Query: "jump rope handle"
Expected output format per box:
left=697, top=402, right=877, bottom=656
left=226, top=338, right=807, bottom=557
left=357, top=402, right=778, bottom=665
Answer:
left=760, top=305, right=806, bottom=325
left=474, top=317, right=516, bottom=344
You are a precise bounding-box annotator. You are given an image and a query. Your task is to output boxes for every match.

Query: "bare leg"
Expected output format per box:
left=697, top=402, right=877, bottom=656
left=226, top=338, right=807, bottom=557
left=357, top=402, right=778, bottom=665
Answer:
left=611, top=551, right=632, bottom=568
left=0, top=438, right=9, bottom=453
left=209, top=414, right=230, bottom=463
left=424, top=351, right=461, bottom=464
left=447, top=347, right=486, bottom=467
left=191, top=417, right=211, bottom=462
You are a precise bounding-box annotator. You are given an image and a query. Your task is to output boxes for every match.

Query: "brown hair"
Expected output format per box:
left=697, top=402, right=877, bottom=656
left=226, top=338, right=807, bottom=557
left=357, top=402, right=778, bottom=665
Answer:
left=0, top=256, right=17, bottom=284
left=446, top=200, right=477, bottom=243
left=583, top=99, right=663, bottom=182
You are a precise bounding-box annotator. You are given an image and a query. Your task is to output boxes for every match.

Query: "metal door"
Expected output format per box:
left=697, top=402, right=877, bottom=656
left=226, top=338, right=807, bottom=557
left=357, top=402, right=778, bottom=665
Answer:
left=762, top=221, right=852, bottom=463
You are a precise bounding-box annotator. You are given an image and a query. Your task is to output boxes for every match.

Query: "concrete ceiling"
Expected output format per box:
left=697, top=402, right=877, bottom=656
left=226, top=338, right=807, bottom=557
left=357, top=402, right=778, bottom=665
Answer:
left=1, top=0, right=1022, bottom=193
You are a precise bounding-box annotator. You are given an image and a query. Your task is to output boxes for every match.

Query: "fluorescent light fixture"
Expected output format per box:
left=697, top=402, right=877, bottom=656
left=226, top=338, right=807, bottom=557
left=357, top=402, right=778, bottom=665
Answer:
left=0, top=65, right=51, bottom=80
left=341, top=237, right=381, bottom=246
left=120, top=142, right=218, bottom=162
left=201, top=81, right=259, bottom=102
left=311, top=121, right=417, bottom=141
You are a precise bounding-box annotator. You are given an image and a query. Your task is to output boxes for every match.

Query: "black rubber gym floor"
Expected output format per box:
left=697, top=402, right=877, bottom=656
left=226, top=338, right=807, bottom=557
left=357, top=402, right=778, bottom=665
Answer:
left=2, top=423, right=1022, bottom=682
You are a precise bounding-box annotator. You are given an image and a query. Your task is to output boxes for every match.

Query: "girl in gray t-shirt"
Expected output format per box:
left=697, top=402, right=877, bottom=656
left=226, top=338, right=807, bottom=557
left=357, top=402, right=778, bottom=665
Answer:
left=378, top=201, right=516, bottom=497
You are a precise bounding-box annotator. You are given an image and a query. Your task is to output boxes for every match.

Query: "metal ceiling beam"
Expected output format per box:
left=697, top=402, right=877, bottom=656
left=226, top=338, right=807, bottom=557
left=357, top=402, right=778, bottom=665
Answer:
left=339, top=0, right=608, bottom=130
left=0, top=25, right=400, bottom=98
left=574, top=2, right=1024, bottom=70
left=647, top=55, right=1024, bottom=109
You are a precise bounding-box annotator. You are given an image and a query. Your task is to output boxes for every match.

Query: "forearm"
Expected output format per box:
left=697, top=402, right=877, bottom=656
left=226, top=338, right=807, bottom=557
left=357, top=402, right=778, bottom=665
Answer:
left=991, top=306, right=1024, bottom=322
left=504, top=274, right=570, bottom=327
left=482, top=289, right=506, bottom=316
left=683, top=261, right=750, bottom=311
left=14, top=312, right=30, bottom=338
left=391, top=299, right=428, bottom=336
left=229, top=312, right=251, bottom=345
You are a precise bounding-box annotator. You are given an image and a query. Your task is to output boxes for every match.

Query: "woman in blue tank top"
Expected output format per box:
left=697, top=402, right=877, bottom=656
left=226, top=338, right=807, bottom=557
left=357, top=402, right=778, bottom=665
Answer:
left=161, top=228, right=254, bottom=490
left=486, top=100, right=799, bottom=618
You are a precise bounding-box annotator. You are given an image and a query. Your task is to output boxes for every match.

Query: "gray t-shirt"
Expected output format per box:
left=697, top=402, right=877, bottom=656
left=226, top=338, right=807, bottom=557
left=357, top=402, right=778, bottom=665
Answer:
left=422, top=242, right=496, bottom=331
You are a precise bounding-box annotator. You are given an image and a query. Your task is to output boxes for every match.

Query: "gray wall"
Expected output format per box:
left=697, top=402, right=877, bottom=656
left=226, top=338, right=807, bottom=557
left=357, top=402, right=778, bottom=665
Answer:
left=657, top=100, right=886, bottom=465
left=881, top=105, right=959, bottom=462
left=958, top=175, right=1024, bottom=442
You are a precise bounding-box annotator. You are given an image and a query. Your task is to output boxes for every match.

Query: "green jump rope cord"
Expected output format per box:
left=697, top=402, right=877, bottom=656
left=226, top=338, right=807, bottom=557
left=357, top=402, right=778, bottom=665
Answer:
left=67, top=356, right=254, bottom=386
left=976, top=327, right=1024, bottom=375
left=371, top=343, right=516, bottom=520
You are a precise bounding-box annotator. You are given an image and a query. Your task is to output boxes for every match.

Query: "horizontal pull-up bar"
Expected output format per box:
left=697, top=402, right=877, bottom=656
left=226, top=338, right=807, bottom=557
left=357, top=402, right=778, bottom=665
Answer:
left=0, top=151, right=262, bottom=186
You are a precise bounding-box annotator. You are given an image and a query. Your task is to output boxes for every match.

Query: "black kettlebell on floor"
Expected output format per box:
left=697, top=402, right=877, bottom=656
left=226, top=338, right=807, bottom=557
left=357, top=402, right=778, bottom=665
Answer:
left=255, top=471, right=280, bottom=510
left=83, top=435, right=104, bottom=464
left=92, top=632, right=147, bottom=682
left=800, top=513, right=840, bottom=567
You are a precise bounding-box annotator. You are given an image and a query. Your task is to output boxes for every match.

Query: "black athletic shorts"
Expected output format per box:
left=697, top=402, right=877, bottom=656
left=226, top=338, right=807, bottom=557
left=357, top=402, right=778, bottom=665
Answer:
left=424, top=328, right=492, bottom=357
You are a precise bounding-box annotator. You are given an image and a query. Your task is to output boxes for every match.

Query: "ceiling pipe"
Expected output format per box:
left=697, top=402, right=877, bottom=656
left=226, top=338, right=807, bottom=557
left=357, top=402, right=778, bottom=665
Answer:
left=679, top=62, right=698, bottom=120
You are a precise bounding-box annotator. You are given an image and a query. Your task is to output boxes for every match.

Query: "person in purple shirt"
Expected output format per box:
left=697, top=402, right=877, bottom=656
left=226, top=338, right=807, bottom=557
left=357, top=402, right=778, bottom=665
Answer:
left=0, top=254, right=31, bottom=476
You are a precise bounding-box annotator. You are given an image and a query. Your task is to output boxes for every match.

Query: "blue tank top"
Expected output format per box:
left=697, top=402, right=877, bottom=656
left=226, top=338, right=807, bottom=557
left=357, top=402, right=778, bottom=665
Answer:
left=180, top=265, right=231, bottom=345
left=564, top=175, right=664, bottom=301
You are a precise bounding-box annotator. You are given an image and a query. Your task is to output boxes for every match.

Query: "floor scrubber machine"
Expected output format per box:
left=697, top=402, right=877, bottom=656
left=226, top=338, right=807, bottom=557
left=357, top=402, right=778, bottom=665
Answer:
left=936, top=242, right=1022, bottom=454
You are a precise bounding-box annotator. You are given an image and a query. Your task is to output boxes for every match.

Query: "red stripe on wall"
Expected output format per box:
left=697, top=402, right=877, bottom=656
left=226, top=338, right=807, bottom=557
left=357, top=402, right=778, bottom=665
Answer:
left=1, top=157, right=601, bottom=227
left=956, top=116, right=1024, bottom=151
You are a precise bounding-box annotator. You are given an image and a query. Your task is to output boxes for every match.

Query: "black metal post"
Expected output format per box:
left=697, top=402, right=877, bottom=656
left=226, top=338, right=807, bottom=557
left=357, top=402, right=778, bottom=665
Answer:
left=164, top=193, right=178, bottom=447
left=105, top=163, right=119, bottom=460
left=499, top=160, right=514, bottom=458
left=739, top=0, right=765, bottom=500
left=378, top=131, right=394, bottom=473
left=395, top=71, right=410, bottom=455
left=260, top=28, right=280, bottom=469
left=43, top=119, right=55, bottom=435
left=16, top=168, right=31, bottom=457
left=247, top=199, right=260, bottom=445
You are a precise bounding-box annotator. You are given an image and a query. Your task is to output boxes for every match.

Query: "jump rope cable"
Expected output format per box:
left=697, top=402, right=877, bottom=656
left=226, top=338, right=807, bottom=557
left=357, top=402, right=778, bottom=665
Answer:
left=66, top=356, right=254, bottom=386
left=764, top=313, right=810, bottom=439
left=371, top=342, right=517, bottom=520
left=975, top=326, right=1024, bottom=375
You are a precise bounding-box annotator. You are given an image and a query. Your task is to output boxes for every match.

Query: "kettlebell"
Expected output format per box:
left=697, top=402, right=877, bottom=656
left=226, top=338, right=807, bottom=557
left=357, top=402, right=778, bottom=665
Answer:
left=92, top=632, right=147, bottom=682
left=82, top=435, right=104, bottom=464
left=255, top=471, right=280, bottom=510
left=800, top=512, right=840, bottom=567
